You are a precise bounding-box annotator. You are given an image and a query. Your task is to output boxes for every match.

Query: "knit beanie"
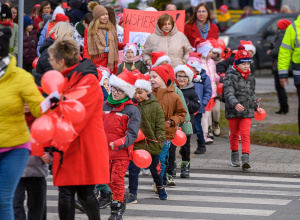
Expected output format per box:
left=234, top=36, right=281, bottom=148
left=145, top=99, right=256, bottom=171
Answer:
left=219, top=5, right=228, bottom=14
left=1, top=4, right=12, bottom=19
left=0, top=27, right=12, bottom=57
left=56, top=13, right=70, bottom=22
left=23, top=15, right=33, bottom=29
left=150, top=64, right=170, bottom=85
left=234, top=45, right=251, bottom=65
left=89, top=2, right=107, bottom=21
left=277, top=19, right=292, bottom=30
left=43, top=13, right=53, bottom=24
left=69, top=0, right=82, bottom=9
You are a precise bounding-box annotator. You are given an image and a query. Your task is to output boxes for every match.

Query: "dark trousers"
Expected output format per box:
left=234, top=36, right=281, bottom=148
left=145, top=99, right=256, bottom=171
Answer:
left=167, top=143, right=176, bottom=176
left=58, top=185, right=100, bottom=220
left=180, top=135, right=191, bottom=162
left=128, top=160, right=141, bottom=196
left=13, top=177, right=46, bottom=220
left=274, top=70, right=288, bottom=110
left=297, top=85, right=300, bottom=135
left=23, top=63, right=33, bottom=75
left=194, top=113, right=205, bottom=145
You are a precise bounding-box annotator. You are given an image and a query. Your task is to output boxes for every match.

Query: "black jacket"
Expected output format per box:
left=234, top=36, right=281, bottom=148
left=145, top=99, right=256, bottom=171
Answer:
left=35, top=37, right=55, bottom=86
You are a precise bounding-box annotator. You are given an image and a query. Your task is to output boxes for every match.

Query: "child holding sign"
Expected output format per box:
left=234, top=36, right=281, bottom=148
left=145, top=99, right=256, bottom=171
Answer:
left=117, top=43, right=148, bottom=75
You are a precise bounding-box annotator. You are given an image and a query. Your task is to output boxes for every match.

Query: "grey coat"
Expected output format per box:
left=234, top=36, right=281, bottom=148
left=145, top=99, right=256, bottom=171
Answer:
left=21, top=156, right=49, bottom=178
left=224, top=66, right=258, bottom=119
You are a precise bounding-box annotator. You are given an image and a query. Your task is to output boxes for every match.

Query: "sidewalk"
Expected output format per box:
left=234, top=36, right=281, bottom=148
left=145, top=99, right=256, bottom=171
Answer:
left=184, top=136, right=300, bottom=174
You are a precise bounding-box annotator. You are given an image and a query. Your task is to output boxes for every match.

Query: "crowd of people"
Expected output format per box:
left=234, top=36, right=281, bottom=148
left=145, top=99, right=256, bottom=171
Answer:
left=0, top=1, right=299, bottom=220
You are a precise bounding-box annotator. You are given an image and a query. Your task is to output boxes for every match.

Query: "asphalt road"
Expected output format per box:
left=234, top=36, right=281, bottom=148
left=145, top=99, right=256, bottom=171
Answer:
left=44, top=172, right=300, bottom=220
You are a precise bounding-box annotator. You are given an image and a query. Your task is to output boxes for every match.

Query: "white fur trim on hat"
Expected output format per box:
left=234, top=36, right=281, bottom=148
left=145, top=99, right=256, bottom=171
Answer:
left=135, top=79, right=152, bottom=92
left=109, top=74, right=136, bottom=98
left=187, top=59, right=202, bottom=73
left=212, top=48, right=222, bottom=55
left=243, top=44, right=256, bottom=57
left=174, top=65, right=194, bottom=83
left=152, top=55, right=171, bottom=67
left=124, top=44, right=137, bottom=57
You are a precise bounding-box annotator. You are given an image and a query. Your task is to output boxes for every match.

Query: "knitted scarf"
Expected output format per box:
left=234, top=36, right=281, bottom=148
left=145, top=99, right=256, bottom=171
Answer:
left=196, top=20, right=210, bottom=34
left=107, top=93, right=129, bottom=105
left=233, top=63, right=250, bottom=80
left=0, top=21, right=13, bottom=28
left=76, top=20, right=85, bottom=37
left=87, top=21, right=119, bottom=66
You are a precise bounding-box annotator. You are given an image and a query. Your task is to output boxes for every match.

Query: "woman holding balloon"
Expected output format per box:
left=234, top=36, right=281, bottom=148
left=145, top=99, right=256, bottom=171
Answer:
left=45, top=39, right=109, bottom=220
left=0, top=27, right=44, bottom=220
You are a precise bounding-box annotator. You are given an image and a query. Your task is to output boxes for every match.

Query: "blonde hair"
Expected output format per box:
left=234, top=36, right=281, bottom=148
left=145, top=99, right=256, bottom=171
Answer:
left=49, top=22, right=75, bottom=40
left=89, top=18, right=112, bottom=36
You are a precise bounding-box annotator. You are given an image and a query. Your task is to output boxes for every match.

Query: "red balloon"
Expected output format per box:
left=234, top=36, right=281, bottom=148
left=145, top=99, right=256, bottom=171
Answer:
left=171, top=128, right=187, bottom=147
left=32, top=57, right=38, bottom=69
left=135, top=129, right=145, bottom=142
left=30, top=135, right=44, bottom=156
left=254, top=108, right=266, bottom=121
left=53, top=117, right=74, bottom=144
left=41, top=70, right=65, bottom=94
left=31, top=114, right=55, bottom=143
left=217, top=38, right=226, bottom=52
left=132, top=150, right=152, bottom=168
left=217, top=83, right=224, bottom=94
left=61, top=100, right=86, bottom=123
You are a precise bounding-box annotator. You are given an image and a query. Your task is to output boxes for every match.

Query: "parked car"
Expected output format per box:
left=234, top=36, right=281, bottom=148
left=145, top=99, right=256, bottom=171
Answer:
left=219, top=13, right=298, bottom=69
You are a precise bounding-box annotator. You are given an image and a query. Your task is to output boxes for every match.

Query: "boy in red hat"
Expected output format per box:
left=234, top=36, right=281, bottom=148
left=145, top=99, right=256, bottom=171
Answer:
left=224, top=45, right=262, bottom=170
left=127, top=71, right=167, bottom=203
left=103, top=69, right=141, bottom=220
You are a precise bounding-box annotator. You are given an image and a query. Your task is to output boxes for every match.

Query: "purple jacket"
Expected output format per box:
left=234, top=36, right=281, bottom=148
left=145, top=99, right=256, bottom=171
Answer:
left=23, top=29, right=38, bottom=64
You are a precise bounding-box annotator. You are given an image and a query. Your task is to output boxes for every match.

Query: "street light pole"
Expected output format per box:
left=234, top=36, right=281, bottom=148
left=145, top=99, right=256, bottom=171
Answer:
left=17, top=0, right=24, bottom=67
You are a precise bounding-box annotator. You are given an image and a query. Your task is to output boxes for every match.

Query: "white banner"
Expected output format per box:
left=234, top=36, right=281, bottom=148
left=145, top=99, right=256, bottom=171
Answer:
left=253, top=0, right=266, bottom=13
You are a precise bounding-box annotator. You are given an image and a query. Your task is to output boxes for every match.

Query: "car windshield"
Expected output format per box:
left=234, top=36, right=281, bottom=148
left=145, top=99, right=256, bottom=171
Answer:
left=225, top=16, right=272, bottom=34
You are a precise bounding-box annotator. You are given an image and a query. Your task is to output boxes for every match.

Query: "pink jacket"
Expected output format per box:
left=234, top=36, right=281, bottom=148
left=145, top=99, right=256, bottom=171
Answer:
left=201, top=57, right=220, bottom=98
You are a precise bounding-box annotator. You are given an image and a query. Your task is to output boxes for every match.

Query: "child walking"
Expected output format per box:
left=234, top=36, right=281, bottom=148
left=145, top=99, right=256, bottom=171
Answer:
left=187, top=52, right=212, bottom=154
left=103, top=69, right=141, bottom=220
left=150, top=64, right=187, bottom=186
left=117, top=43, right=148, bottom=75
left=174, top=64, right=201, bottom=178
left=195, top=39, right=220, bottom=144
left=224, top=45, right=261, bottom=170
left=128, top=72, right=167, bottom=203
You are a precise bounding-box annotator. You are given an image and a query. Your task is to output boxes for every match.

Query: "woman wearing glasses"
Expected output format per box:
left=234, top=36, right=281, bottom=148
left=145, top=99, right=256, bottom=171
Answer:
left=184, top=3, right=219, bottom=47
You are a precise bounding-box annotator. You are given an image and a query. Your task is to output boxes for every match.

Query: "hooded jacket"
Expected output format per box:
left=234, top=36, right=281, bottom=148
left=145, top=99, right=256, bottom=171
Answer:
left=51, top=59, right=110, bottom=186
left=224, top=66, right=258, bottom=119
left=142, top=23, right=193, bottom=68
left=151, top=82, right=187, bottom=140
left=23, top=29, right=38, bottom=64
left=201, top=57, right=220, bottom=98
left=134, top=95, right=165, bottom=155
left=194, top=69, right=212, bottom=114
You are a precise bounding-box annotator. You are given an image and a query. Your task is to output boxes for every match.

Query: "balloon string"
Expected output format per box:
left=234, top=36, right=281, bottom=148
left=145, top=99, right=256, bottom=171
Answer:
left=254, top=98, right=261, bottom=109
left=144, top=136, right=162, bottom=148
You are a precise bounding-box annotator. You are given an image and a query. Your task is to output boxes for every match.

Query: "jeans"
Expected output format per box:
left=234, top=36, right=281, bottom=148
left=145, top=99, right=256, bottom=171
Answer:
left=14, top=177, right=47, bottom=220
left=58, top=185, right=100, bottom=220
left=194, top=113, right=205, bottom=145
left=159, top=140, right=171, bottom=184
left=149, top=155, right=164, bottom=187
left=0, top=148, right=30, bottom=220
left=128, top=160, right=141, bottom=196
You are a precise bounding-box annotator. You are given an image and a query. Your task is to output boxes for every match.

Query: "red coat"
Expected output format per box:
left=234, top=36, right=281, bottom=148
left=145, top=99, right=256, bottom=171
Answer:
left=52, top=59, right=110, bottom=186
left=184, top=21, right=219, bottom=47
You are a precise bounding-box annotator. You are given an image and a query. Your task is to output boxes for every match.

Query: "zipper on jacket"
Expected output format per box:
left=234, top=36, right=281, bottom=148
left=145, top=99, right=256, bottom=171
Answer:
left=244, top=79, right=248, bottom=115
left=165, top=35, right=168, bottom=55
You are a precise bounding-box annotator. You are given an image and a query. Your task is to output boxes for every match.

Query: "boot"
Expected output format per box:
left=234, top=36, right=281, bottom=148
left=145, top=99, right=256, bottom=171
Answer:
left=75, top=200, right=85, bottom=212
left=180, top=161, right=190, bottom=178
left=275, top=104, right=289, bottom=114
left=108, top=201, right=123, bottom=220
left=194, top=140, right=206, bottom=154
left=208, top=126, right=214, bottom=139
left=213, top=122, right=221, bottom=136
left=204, top=133, right=213, bottom=144
left=97, top=191, right=112, bottom=209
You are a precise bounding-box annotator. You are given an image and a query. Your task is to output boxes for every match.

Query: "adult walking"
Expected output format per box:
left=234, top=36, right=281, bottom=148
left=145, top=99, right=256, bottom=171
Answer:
left=87, top=2, right=119, bottom=74
left=0, top=27, right=44, bottom=220
left=184, top=3, right=219, bottom=47
left=142, top=13, right=193, bottom=68
left=278, top=15, right=300, bottom=135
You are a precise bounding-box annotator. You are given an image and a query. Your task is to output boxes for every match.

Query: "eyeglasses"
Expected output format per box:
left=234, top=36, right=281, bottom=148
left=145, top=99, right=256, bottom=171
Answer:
left=111, top=86, right=124, bottom=95
left=176, top=75, right=189, bottom=80
left=197, top=10, right=207, bottom=14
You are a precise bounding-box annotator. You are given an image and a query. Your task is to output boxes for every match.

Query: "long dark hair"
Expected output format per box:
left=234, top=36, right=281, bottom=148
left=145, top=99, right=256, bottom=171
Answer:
left=38, top=1, right=50, bottom=16
left=186, top=3, right=211, bottom=25
left=105, top=6, right=116, bottom=27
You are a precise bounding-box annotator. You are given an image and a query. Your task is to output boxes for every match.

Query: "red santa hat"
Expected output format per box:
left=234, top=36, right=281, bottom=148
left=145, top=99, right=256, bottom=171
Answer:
left=195, top=38, right=213, bottom=58
left=219, top=5, right=228, bottom=14
left=240, top=40, right=256, bottom=57
left=124, top=43, right=138, bottom=57
left=174, top=64, right=197, bottom=83
left=134, top=71, right=152, bottom=92
left=150, top=64, right=171, bottom=85
left=151, top=51, right=171, bottom=67
left=208, top=38, right=222, bottom=55
left=109, top=69, right=137, bottom=98
left=187, top=52, right=202, bottom=73
left=117, top=12, right=124, bottom=26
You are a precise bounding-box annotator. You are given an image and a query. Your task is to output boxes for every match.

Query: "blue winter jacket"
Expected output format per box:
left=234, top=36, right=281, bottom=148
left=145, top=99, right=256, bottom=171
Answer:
left=194, top=69, right=212, bottom=113
left=37, top=21, right=49, bottom=57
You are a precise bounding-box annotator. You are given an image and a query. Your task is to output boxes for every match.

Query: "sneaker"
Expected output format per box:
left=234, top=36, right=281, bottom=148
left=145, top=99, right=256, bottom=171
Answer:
left=127, top=193, right=137, bottom=204
left=157, top=187, right=168, bottom=200
left=152, top=182, right=158, bottom=194
left=121, top=193, right=130, bottom=215
left=142, top=168, right=151, bottom=175
left=242, top=153, right=251, bottom=170
left=75, top=200, right=85, bottom=212
left=97, top=191, right=112, bottom=209
left=166, top=174, right=176, bottom=186
left=208, top=126, right=214, bottom=139
left=125, top=169, right=129, bottom=177
left=108, top=201, right=123, bottom=220
left=204, top=134, right=213, bottom=145
left=213, top=122, right=221, bottom=136
left=230, top=151, right=240, bottom=167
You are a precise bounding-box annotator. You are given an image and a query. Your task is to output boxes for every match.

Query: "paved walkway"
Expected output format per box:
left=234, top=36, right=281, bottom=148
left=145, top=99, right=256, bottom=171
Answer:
left=181, top=136, right=300, bottom=175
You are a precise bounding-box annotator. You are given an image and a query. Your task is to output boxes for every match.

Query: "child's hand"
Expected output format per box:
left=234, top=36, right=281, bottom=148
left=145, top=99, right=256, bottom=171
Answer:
left=109, top=142, right=115, bottom=150
left=256, top=107, right=262, bottom=113
left=24, top=104, right=30, bottom=113
left=41, top=153, right=50, bottom=164
left=235, top=103, right=244, bottom=112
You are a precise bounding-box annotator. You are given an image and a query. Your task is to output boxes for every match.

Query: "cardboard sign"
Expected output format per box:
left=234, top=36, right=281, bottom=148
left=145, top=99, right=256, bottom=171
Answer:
left=123, top=9, right=186, bottom=45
